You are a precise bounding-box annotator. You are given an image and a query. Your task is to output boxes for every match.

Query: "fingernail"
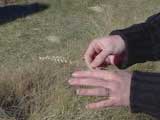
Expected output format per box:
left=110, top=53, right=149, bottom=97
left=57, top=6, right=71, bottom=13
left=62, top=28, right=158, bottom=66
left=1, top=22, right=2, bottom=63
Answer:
left=68, top=79, right=73, bottom=84
left=76, top=89, right=80, bottom=94
left=85, top=105, right=90, bottom=109
left=72, top=72, right=79, bottom=76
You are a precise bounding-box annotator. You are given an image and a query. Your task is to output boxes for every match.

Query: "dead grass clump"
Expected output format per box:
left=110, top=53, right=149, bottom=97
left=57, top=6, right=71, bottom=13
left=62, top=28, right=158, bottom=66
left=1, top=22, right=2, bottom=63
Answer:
left=0, top=61, right=62, bottom=120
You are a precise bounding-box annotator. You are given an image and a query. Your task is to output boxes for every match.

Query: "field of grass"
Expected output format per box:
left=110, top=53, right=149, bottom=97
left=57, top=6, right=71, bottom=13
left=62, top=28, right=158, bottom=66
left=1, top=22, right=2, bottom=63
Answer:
left=0, top=0, right=160, bottom=120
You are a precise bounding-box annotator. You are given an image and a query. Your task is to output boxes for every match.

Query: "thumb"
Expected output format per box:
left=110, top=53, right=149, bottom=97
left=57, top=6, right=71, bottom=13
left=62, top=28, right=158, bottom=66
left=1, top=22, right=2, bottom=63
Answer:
left=105, top=55, right=115, bottom=65
left=91, top=50, right=111, bottom=68
left=106, top=54, right=125, bottom=65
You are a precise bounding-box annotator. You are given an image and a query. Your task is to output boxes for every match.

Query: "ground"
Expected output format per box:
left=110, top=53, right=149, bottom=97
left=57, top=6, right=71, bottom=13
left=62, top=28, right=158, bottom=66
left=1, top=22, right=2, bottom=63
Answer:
left=0, top=0, right=160, bottom=120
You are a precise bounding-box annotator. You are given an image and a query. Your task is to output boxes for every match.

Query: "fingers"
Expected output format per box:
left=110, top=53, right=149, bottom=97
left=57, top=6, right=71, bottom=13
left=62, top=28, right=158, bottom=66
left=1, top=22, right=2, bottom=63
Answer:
left=106, top=55, right=123, bottom=65
left=84, top=41, right=113, bottom=69
left=90, top=50, right=109, bottom=68
left=84, top=43, right=96, bottom=69
left=69, top=78, right=111, bottom=88
left=72, top=70, right=114, bottom=80
left=86, top=99, right=114, bottom=109
left=76, top=88, right=109, bottom=96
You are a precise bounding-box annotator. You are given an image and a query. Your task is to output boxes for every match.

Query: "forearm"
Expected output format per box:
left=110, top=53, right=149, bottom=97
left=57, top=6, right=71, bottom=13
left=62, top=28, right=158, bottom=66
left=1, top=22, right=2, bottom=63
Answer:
left=130, top=71, right=160, bottom=119
left=110, top=13, right=160, bottom=68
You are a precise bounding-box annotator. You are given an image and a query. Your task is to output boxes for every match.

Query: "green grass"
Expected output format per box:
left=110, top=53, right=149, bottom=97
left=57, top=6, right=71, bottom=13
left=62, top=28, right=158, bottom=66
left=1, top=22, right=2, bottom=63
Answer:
left=0, top=0, right=160, bottom=119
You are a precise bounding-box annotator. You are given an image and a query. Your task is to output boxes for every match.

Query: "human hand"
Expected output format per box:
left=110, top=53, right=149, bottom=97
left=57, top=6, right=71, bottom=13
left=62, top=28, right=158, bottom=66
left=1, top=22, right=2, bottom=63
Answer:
left=68, top=70, right=132, bottom=109
left=84, top=35, right=126, bottom=69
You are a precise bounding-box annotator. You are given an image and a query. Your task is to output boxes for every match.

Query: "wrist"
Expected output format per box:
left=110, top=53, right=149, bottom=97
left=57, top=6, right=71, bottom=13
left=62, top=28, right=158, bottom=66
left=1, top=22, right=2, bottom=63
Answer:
left=109, top=35, right=128, bottom=67
left=110, top=35, right=126, bottom=54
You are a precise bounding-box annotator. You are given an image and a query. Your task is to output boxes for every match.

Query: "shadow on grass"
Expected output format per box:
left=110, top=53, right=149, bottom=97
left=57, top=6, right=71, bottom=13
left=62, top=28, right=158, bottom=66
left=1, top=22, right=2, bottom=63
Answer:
left=0, top=2, right=49, bottom=25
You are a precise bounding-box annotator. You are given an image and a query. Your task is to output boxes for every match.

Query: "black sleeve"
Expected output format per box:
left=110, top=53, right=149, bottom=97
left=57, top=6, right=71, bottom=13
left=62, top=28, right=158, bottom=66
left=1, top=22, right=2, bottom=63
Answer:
left=110, top=13, right=160, bottom=69
left=130, top=71, right=160, bottom=119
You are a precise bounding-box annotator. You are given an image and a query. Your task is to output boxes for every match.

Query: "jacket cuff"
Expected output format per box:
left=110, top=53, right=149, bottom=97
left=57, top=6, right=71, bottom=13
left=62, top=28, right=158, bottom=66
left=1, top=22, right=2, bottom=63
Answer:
left=130, top=71, right=160, bottom=119
left=110, top=23, right=152, bottom=68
